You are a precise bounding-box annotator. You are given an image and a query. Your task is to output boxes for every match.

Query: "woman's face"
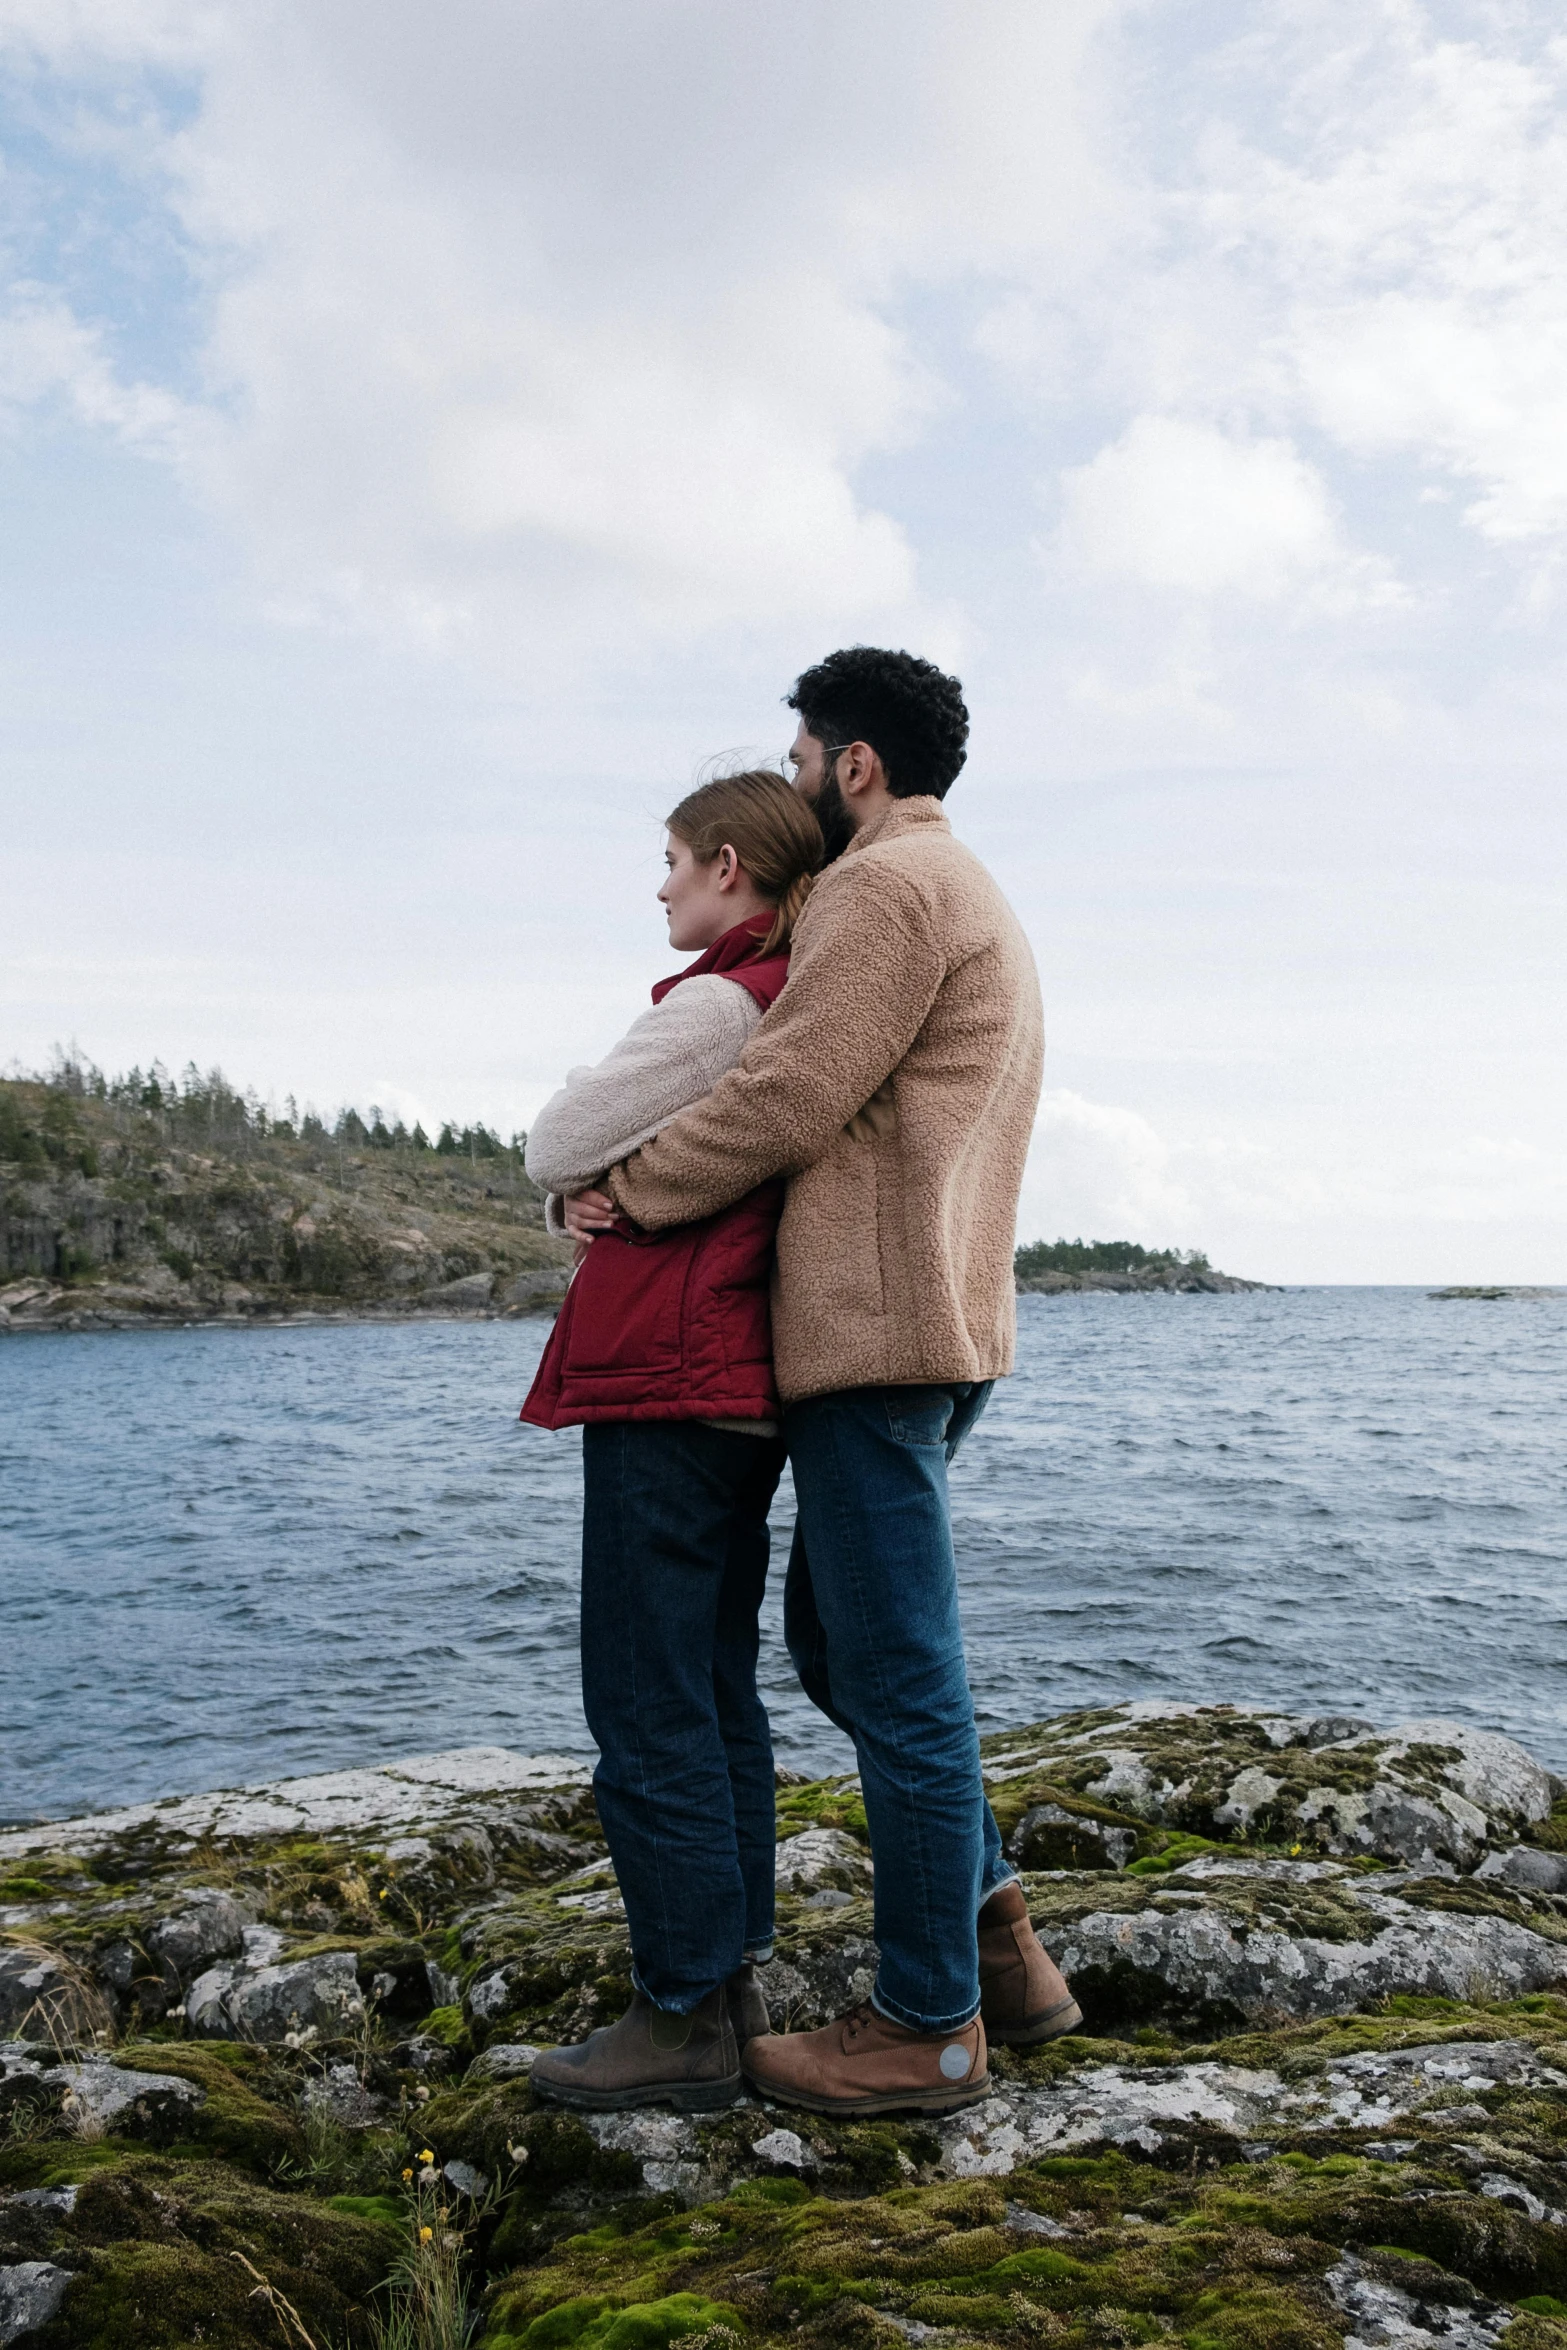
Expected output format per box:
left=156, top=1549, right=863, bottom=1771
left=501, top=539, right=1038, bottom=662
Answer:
left=659, top=832, right=746, bottom=951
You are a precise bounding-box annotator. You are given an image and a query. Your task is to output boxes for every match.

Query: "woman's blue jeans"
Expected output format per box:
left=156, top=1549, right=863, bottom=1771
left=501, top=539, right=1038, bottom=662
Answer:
left=580, top=1420, right=785, bottom=2013
left=783, top=1381, right=1011, bottom=2033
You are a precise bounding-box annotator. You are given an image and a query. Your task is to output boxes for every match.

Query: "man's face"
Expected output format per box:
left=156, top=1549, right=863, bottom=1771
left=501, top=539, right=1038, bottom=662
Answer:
left=786, top=721, right=830, bottom=802
left=786, top=721, right=854, bottom=858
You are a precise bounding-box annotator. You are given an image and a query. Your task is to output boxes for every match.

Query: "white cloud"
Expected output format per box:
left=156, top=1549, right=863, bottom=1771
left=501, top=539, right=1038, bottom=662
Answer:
left=1018, top=1089, right=1567, bottom=1277
left=0, top=0, right=1118, bottom=660
left=1138, top=8, right=1567, bottom=554
left=1016, top=1089, right=1197, bottom=1248
left=0, top=285, right=190, bottom=450
left=1056, top=415, right=1392, bottom=604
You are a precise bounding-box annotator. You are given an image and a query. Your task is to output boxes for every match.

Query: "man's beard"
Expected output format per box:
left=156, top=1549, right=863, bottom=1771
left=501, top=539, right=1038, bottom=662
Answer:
left=812, top=771, right=855, bottom=862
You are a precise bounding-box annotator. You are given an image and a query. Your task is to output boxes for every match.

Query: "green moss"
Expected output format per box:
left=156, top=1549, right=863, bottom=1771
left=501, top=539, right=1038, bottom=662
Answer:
left=987, top=2246, right=1091, bottom=2282
left=728, top=2177, right=812, bottom=2207
left=330, top=2191, right=406, bottom=2229
left=1527, top=1799, right=1567, bottom=1856
left=1126, top=1833, right=1232, bottom=1875
left=515, top=2290, right=742, bottom=2350
left=424, top=2000, right=471, bottom=2046
left=29, top=2157, right=396, bottom=2349
left=775, top=1784, right=870, bottom=1843
left=1503, top=2317, right=1567, bottom=2350
left=113, top=2041, right=303, bottom=2173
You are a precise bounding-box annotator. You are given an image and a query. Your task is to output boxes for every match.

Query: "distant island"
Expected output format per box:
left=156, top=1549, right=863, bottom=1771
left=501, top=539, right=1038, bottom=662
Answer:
left=2, top=1057, right=1275, bottom=1330
left=1014, top=1236, right=1272, bottom=1293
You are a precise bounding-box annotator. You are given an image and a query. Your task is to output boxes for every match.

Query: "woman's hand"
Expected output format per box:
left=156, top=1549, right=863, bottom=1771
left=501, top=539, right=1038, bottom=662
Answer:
left=563, top=1186, right=617, bottom=1245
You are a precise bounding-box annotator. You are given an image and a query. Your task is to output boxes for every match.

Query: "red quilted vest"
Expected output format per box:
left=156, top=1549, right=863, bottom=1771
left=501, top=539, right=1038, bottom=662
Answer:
left=520, top=920, right=789, bottom=1429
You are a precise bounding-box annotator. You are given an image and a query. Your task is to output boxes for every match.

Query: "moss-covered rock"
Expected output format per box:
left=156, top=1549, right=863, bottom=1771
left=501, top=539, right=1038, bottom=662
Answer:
left=5, top=1716, right=1567, bottom=2350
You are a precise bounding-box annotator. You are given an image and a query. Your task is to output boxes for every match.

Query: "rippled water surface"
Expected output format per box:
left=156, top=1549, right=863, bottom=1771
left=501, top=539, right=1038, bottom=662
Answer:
left=4, top=1288, right=1565, bottom=1823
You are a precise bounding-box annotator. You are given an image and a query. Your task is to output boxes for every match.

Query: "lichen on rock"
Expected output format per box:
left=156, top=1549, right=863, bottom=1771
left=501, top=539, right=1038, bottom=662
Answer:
left=4, top=1710, right=1567, bottom=2349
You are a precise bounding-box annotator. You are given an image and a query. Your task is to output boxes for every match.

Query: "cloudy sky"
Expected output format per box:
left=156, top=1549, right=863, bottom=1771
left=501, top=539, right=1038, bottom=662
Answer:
left=2, top=0, right=1564, bottom=1281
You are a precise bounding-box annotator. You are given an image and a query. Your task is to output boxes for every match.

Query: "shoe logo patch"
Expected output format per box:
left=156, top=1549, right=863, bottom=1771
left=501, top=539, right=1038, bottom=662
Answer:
left=939, top=2042, right=971, bottom=2080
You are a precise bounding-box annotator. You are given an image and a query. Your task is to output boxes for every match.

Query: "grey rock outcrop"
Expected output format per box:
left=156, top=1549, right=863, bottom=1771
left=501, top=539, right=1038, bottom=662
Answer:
left=1325, top=2253, right=1508, bottom=2350
left=0, top=1951, right=78, bottom=2043
left=1009, top=1801, right=1139, bottom=1872
left=937, top=2037, right=1566, bottom=2178
left=469, top=2043, right=541, bottom=2080
left=188, top=1948, right=364, bottom=2042
left=982, top=1702, right=1563, bottom=1876
left=1035, top=1857, right=1567, bottom=2028
left=0, top=1745, right=590, bottom=1866
left=301, top=2062, right=387, bottom=2128
left=0, top=2048, right=203, bottom=2136
left=1474, top=1845, right=1567, bottom=1893
left=147, top=1888, right=249, bottom=1981
left=550, top=2034, right=1567, bottom=2206
left=0, top=2261, right=72, bottom=2346
left=774, top=1828, right=874, bottom=1898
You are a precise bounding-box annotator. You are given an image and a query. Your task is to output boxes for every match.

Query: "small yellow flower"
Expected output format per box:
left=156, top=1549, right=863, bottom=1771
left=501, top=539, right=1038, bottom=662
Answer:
left=419, top=2149, right=435, bottom=2164
left=420, top=2225, right=433, bottom=2243
left=402, top=2168, right=413, bottom=2182
left=379, top=1888, right=390, bottom=1900
left=1290, top=1844, right=1302, bottom=1857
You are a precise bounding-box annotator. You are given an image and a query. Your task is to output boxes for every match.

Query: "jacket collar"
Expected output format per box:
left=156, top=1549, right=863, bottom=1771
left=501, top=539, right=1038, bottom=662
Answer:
left=841, top=795, right=951, bottom=858
left=650, top=916, right=777, bottom=1003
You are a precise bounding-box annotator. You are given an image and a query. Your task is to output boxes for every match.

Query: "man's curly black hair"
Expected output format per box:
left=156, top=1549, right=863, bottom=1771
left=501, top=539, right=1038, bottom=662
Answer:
left=787, top=646, right=969, bottom=800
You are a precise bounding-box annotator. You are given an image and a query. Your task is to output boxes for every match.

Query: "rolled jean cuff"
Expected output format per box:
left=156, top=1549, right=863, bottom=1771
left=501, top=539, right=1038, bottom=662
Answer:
left=979, top=1863, right=1017, bottom=1904
left=742, top=1942, right=775, bottom=1966
left=629, top=1961, right=720, bottom=2017
left=871, top=1981, right=981, bottom=2036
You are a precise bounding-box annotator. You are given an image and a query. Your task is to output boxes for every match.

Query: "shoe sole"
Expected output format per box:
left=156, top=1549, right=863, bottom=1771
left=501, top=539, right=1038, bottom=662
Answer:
left=984, top=1997, right=1083, bottom=2047
left=740, top=2067, right=993, bottom=2118
left=530, top=2070, right=744, bottom=2114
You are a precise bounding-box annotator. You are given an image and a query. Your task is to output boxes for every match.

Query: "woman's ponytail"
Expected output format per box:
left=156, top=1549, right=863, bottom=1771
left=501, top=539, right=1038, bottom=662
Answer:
left=760, top=868, right=814, bottom=955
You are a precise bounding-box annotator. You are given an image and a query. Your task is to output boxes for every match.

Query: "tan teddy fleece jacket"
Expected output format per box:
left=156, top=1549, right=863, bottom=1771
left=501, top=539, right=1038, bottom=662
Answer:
left=606, top=796, right=1044, bottom=1405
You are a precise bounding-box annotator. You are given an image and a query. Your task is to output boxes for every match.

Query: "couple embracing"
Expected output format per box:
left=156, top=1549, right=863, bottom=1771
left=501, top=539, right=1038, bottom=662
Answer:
left=521, top=646, right=1079, bottom=2118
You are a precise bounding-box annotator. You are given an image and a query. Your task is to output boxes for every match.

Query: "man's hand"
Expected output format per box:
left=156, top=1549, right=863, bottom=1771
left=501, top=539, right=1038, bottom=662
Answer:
left=563, top=1186, right=617, bottom=1245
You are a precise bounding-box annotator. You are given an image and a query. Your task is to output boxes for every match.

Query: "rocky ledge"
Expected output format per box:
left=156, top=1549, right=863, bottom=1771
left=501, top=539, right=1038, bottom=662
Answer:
left=4, top=1702, right=1567, bottom=2349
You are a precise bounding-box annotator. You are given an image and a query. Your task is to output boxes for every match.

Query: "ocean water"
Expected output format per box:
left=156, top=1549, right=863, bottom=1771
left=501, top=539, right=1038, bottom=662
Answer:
left=3, top=1288, right=1564, bottom=1826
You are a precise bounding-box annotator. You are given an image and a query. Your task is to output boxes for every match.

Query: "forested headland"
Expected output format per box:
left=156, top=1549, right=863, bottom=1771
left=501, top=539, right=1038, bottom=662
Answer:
left=0, top=1057, right=571, bottom=1329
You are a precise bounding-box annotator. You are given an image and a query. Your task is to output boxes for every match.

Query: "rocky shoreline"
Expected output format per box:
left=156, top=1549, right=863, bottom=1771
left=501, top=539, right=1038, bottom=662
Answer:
left=5, top=1701, right=1567, bottom=2347
left=0, top=1271, right=568, bottom=1333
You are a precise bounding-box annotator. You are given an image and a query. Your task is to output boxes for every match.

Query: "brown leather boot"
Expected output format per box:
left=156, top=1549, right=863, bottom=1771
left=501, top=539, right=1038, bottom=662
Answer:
left=978, top=1880, right=1082, bottom=2044
left=530, top=1985, right=741, bottom=2112
left=742, top=2000, right=988, bottom=2116
left=727, top=1962, right=771, bottom=2048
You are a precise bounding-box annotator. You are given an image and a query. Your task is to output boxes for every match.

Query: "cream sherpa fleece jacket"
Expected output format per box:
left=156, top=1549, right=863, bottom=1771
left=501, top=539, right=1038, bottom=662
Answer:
left=524, top=976, right=762, bottom=1234
left=606, top=797, right=1043, bottom=1405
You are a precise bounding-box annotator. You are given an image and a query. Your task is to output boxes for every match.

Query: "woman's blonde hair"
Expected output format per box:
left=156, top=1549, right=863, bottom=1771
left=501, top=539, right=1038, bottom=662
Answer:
left=665, top=768, right=825, bottom=955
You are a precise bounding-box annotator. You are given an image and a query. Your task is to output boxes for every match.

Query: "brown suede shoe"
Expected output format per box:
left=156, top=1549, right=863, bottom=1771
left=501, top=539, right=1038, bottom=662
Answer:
left=978, top=1880, right=1082, bottom=2045
left=530, top=1985, right=741, bottom=2112
left=728, top=1962, right=771, bottom=2049
left=742, top=2000, right=988, bottom=2116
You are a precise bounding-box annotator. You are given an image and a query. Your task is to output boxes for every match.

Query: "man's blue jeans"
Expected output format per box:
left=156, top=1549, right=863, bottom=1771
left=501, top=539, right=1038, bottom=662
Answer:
left=579, top=1420, right=785, bottom=2012
left=783, top=1381, right=1012, bottom=2034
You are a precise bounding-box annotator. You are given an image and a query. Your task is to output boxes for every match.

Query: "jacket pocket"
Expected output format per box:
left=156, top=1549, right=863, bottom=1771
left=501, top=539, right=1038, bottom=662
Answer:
left=566, top=1228, right=700, bottom=1375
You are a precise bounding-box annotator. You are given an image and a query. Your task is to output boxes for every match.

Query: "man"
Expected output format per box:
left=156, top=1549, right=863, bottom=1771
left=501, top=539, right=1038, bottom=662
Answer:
left=537, top=646, right=1079, bottom=2118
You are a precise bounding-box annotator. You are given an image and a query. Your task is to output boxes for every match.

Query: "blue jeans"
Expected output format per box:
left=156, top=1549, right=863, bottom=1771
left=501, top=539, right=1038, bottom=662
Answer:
left=783, top=1381, right=1011, bottom=2033
left=579, top=1420, right=786, bottom=2012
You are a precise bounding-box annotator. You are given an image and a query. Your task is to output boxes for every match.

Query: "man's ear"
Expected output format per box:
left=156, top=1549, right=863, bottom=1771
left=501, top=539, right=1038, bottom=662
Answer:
left=839, top=741, right=885, bottom=799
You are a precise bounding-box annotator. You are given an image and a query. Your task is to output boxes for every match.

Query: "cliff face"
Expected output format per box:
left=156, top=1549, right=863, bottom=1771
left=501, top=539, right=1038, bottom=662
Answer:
left=0, top=1079, right=572, bottom=1329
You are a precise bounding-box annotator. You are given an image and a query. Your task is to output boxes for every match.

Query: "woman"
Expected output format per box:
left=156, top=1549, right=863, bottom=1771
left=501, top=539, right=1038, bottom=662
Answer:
left=520, top=769, right=823, bottom=2113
